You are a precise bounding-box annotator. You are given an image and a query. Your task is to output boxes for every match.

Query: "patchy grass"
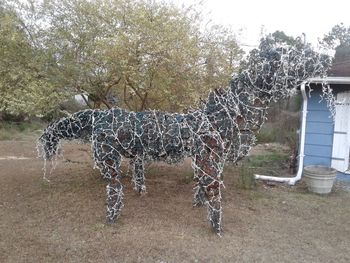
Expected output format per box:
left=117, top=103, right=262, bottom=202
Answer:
left=1, top=139, right=350, bottom=263
left=231, top=147, right=290, bottom=189
left=0, top=121, right=44, bottom=140
left=246, top=151, right=289, bottom=168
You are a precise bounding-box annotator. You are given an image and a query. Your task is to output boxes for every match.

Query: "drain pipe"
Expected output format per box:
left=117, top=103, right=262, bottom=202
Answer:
left=254, top=82, right=308, bottom=185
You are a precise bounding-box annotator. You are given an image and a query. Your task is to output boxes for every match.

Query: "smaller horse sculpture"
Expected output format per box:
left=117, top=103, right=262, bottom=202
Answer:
left=37, top=38, right=331, bottom=235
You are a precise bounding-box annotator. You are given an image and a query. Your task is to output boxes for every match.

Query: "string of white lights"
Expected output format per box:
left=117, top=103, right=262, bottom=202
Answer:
left=37, top=37, right=332, bottom=235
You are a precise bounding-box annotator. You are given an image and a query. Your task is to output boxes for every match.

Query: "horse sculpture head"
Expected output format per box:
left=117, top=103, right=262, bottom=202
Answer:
left=37, top=124, right=60, bottom=160
left=234, top=37, right=331, bottom=103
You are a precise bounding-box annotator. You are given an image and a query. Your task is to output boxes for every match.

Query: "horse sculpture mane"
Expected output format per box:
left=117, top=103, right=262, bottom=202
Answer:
left=37, top=38, right=331, bottom=235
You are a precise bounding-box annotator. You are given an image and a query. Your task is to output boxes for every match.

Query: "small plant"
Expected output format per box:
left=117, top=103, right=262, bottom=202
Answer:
left=237, top=150, right=290, bottom=189
left=247, top=152, right=289, bottom=168
left=238, top=162, right=256, bottom=189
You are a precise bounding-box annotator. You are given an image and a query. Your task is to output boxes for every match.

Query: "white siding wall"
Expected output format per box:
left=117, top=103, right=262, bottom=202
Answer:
left=331, top=91, right=350, bottom=172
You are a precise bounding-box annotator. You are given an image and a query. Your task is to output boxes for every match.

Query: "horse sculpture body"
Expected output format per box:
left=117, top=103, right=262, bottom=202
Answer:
left=38, top=39, right=331, bottom=235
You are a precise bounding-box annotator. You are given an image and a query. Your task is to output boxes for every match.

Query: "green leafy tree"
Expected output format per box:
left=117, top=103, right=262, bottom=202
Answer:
left=3, top=0, right=243, bottom=113
left=201, top=25, right=243, bottom=91
left=321, top=23, right=350, bottom=63
left=0, top=3, right=63, bottom=116
left=27, top=0, right=243, bottom=112
left=271, top=30, right=300, bottom=46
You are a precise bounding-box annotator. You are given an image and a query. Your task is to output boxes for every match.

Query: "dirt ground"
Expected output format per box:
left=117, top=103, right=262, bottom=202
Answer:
left=0, top=137, right=350, bottom=263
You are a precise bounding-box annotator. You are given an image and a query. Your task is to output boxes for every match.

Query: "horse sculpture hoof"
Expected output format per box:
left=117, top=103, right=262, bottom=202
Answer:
left=211, top=218, right=222, bottom=236
left=208, top=203, right=222, bottom=235
left=106, top=217, right=116, bottom=225
left=193, top=201, right=204, bottom=207
left=134, top=185, right=147, bottom=194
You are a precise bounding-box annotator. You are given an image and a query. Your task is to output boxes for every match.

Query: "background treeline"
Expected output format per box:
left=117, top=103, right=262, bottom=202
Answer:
left=1, top=0, right=349, bottom=121
left=0, top=0, right=244, bottom=119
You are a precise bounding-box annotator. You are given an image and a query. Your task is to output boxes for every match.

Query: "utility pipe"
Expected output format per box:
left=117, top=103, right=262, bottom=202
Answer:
left=254, top=82, right=308, bottom=185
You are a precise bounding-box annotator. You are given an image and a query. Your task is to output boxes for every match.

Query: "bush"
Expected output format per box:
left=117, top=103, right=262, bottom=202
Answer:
left=237, top=150, right=290, bottom=189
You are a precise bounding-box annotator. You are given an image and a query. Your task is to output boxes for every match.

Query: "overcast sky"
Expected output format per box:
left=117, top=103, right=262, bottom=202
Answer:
left=171, top=0, right=350, bottom=50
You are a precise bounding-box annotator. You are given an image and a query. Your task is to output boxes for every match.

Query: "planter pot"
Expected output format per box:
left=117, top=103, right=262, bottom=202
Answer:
left=303, top=165, right=337, bottom=194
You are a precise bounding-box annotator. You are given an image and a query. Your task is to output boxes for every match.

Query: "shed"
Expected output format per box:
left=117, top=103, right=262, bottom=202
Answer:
left=304, top=76, right=350, bottom=181
left=255, top=63, right=350, bottom=184
left=304, top=59, right=350, bottom=181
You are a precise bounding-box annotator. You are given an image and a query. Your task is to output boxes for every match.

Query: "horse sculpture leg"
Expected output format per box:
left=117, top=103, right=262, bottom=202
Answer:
left=130, top=156, right=146, bottom=193
left=93, top=133, right=124, bottom=224
left=193, top=175, right=207, bottom=207
left=106, top=164, right=124, bottom=224
left=192, top=136, right=224, bottom=235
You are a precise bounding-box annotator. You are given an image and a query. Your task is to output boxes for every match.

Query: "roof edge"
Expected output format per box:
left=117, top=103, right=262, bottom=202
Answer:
left=308, top=77, right=350, bottom=84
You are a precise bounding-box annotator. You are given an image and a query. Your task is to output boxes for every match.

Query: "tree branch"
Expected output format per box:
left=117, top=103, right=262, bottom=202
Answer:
left=76, top=86, right=94, bottom=109
left=140, top=92, right=148, bottom=111
left=123, top=82, right=132, bottom=110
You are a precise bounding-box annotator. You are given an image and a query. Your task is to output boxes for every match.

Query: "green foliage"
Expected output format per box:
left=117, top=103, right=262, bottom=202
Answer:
left=200, top=25, right=243, bottom=91
left=321, top=23, right=350, bottom=49
left=0, top=3, right=66, bottom=116
left=271, top=30, right=300, bottom=46
left=334, top=44, right=350, bottom=63
left=245, top=152, right=289, bottom=168
left=321, top=23, right=350, bottom=63
left=7, top=0, right=243, bottom=112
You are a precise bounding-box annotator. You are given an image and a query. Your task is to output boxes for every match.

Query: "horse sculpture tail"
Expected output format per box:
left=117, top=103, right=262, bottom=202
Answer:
left=37, top=109, right=98, bottom=160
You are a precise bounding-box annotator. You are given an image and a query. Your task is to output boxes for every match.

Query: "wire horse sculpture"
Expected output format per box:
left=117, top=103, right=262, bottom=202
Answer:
left=37, top=38, right=331, bottom=235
